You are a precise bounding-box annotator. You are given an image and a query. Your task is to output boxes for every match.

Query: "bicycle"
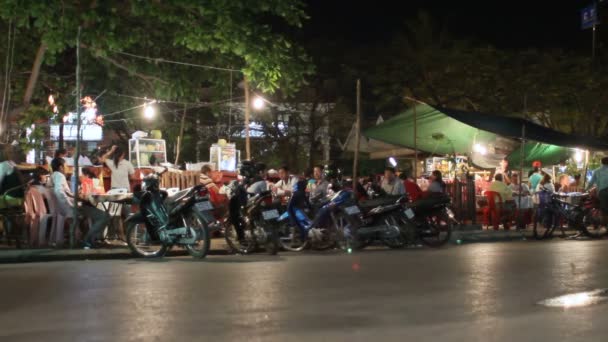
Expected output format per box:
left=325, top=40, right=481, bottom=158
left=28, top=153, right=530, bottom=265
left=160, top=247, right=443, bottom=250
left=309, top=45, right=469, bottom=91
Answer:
left=533, top=191, right=606, bottom=240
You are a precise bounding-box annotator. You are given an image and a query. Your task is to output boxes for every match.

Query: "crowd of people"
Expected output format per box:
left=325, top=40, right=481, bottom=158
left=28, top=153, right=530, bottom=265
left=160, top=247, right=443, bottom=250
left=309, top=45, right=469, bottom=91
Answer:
left=3, top=140, right=608, bottom=248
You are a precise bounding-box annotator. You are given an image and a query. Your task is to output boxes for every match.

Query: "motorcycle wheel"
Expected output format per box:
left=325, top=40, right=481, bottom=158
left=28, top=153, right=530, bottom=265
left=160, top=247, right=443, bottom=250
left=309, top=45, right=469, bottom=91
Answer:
left=184, top=210, right=211, bottom=259
left=278, top=222, right=310, bottom=252
left=581, top=207, right=608, bottom=238
left=266, top=223, right=279, bottom=255
left=224, top=222, right=257, bottom=254
left=382, top=214, right=406, bottom=249
left=126, top=221, right=168, bottom=258
left=419, top=210, right=452, bottom=248
left=333, top=212, right=363, bottom=252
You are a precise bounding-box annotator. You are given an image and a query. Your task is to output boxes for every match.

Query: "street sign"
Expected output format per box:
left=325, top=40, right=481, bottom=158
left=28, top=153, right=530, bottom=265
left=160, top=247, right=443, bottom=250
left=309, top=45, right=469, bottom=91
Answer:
left=581, top=3, right=599, bottom=30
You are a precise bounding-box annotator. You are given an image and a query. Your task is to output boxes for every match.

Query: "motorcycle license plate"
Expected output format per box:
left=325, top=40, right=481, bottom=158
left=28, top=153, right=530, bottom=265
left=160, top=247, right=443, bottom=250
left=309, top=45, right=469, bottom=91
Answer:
left=195, top=201, right=214, bottom=211
left=344, top=205, right=361, bottom=215
left=262, top=209, right=280, bottom=220
left=404, top=208, right=415, bottom=219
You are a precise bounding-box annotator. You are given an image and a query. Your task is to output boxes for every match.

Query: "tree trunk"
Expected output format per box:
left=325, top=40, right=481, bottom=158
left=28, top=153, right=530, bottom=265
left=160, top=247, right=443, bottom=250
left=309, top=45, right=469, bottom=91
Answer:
left=174, top=105, right=187, bottom=165
left=9, top=42, right=47, bottom=119
left=307, top=101, right=319, bottom=169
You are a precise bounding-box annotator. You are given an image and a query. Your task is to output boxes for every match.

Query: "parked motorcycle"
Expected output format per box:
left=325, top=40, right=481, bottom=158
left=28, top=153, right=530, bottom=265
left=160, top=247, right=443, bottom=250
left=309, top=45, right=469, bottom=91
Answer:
left=355, top=195, right=408, bottom=249
left=125, top=168, right=211, bottom=258
left=395, top=194, right=455, bottom=247
left=223, top=162, right=280, bottom=255
left=279, top=181, right=351, bottom=252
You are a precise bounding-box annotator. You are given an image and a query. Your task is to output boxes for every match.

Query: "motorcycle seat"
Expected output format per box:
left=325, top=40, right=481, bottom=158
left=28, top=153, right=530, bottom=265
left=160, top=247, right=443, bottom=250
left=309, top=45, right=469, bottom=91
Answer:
left=167, top=188, right=191, bottom=204
left=409, top=194, right=451, bottom=210
left=359, top=195, right=402, bottom=210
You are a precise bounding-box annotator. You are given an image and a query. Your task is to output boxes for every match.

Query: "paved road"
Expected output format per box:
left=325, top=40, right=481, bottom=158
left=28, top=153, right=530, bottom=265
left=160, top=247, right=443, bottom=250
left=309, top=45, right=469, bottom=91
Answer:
left=2, top=240, right=608, bottom=341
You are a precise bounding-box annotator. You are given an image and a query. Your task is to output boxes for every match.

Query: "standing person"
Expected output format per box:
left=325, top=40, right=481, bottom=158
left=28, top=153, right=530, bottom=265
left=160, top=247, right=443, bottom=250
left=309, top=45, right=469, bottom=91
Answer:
left=273, top=165, right=297, bottom=197
left=509, top=173, right=530, bottom=196
left=586, top=157, right=608, bottom=217
left=101, top=146, right=135, bottom=243
left=101, top=145, right=135, bottom=190
left=380, top=167, right=405, bottom=195
left=427, top=170, right=446, bottom=194
left=557, top=174, right=571, bottom=193
left=308, top=165, right=329, bottom=199
left=495, top=158, right=512, bottom=185
left=570, top=174, right=583, bottom=192
left=49, top=158, right=109, bottom=249
left=529, top=162, right=543, bottom=193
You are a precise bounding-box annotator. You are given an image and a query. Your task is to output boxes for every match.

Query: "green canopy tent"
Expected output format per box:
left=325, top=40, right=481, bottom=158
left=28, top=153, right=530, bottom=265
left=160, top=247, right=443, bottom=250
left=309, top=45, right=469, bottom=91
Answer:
left=364, top=104, right=608, bottom=167
left=363, top=104, right=497, bottom=156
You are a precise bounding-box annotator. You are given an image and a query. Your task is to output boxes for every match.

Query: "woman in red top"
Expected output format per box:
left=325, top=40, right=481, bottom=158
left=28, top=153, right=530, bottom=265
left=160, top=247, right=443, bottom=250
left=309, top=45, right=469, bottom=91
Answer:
left=401, top=172, right=422, bottom=201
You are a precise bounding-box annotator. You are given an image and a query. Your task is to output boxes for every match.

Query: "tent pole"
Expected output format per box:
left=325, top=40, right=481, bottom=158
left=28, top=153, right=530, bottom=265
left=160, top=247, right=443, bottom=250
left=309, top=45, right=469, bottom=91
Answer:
left=352, top=79, right=361, bottom=195
left=518, top=123, right=525, bottom=221
left=582, top=150, right=590, bottom=190
left=413, top=103, right=418, bottom=179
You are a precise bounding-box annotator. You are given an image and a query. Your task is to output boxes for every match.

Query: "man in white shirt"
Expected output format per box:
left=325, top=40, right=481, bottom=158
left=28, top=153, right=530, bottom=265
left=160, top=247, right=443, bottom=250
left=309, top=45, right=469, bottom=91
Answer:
left=380, top=167, right=406, bottom=195
left=273, top=166, right=297, bottom=197
left=308, top=165, right=329, bottom=200
left=50, top=158, right=109, bottom=249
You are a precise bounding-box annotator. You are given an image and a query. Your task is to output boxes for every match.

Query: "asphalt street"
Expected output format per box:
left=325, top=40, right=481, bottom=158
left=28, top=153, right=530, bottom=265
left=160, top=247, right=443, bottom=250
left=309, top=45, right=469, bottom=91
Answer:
left=2, top=240, right=608, bottom=341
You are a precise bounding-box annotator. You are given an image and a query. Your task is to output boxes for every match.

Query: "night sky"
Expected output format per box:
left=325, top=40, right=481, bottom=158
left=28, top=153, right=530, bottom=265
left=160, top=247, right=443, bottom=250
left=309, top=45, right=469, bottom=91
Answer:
left=304, top=1, right=592, bottom=51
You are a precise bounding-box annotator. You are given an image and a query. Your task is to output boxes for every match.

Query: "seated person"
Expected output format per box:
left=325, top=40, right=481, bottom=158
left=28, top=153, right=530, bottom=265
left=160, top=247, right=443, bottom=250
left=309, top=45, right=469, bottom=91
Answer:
left=488, top=173, right=513, bottom=202
left=380, top=167, right=406, bottom=195
left=50, top=158, right=110, bottom=249
left=508, top=173, right=530, bottom=196
left=0, top=144, right=25, bottom=208
left=536, top=173, right=555, bottom=193
left=427, top=170, right=446, bottom=194
left=570, top=174, right=582, bottom=193
left=273, top=166, right=297, bottom=198
left=400, top=172, right=423, bottom=201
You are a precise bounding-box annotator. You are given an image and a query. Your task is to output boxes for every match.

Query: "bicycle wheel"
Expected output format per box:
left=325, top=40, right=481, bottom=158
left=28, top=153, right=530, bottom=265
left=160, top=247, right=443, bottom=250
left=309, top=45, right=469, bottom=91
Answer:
left=533, top=206, right=556, bottom=240
left=581, top=207, right=608, bottom=238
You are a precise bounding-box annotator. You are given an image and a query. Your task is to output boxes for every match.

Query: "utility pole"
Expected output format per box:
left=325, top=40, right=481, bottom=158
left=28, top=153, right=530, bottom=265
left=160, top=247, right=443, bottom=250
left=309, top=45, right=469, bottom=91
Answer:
left=70, top=27, right=82, bottom=248
left=352, top=79, right=361, bottom=194
left=244, top=76, right=251, bottom=160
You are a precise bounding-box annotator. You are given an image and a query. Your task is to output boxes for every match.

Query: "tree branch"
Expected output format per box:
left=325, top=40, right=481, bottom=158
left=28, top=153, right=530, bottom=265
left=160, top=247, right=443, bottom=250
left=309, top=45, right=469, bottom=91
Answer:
left=81, top=44, right=168, bottom=86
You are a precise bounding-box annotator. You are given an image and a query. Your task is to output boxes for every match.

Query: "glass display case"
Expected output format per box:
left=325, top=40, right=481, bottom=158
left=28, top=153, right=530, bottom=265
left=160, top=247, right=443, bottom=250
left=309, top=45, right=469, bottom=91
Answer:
left=209, top=142, right=240, bottom=172
left=129, top=138, right=167, bottom=168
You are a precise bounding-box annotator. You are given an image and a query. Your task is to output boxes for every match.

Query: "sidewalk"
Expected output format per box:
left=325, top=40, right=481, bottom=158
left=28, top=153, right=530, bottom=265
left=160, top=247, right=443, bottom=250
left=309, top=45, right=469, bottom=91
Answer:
left=0, top=239, right=232, bottom=263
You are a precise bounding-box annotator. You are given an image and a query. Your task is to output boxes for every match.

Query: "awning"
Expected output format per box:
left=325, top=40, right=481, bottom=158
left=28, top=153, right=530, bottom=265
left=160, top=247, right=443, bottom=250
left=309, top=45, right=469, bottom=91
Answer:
left=364, top=104, right=605, bottom=166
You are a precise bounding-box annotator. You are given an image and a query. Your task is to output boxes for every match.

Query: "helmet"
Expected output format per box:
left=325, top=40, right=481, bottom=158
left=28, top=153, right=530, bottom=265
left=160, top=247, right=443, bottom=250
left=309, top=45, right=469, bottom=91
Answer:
left=254, top=162, right=266, bottom=173
left=239, top=160, right=256, bottom=179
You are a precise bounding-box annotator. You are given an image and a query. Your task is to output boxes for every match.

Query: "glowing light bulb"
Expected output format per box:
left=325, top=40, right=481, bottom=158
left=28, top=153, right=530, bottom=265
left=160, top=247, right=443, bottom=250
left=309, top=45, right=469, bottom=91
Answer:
left=252, top=96, right=265, bottom=110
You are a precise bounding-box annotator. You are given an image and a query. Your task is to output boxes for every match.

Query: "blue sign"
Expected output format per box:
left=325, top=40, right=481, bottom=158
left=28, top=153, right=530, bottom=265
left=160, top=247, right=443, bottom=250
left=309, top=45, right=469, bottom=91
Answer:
left=581, top=4, right=598, bottom=30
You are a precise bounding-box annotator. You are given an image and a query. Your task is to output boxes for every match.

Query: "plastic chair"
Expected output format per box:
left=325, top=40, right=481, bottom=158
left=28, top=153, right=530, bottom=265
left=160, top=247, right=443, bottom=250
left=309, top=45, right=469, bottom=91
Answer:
left=483, top=191, right=503, bottom=230
left=27, top=186, right=55, bottom=247
left=43, top=188, right=73, bottom=248
left=23, top=189, right=39, bottom=246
